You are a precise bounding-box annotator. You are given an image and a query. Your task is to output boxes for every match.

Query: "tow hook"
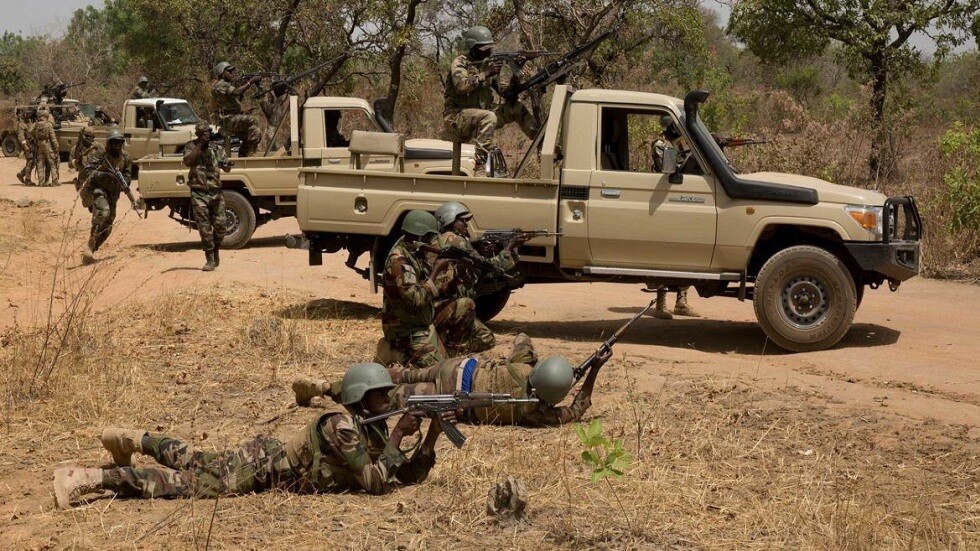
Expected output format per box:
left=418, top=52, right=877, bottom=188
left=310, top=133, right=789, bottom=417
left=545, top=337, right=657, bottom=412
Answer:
left=888, top=279, right=900, bottom=292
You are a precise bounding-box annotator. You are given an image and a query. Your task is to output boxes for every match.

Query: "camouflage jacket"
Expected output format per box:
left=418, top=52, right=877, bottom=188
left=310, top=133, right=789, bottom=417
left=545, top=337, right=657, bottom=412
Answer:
left=81, top=144, right=133, bottom=196
left=434, top=230, right=517, bottom=300
left=72, top=136, right=94, bottom=169
left=284, top=410, right=435, bottom=494
left=131, top=86, right=153, bottom=100
left=31, top=120, right=58, bottom=151
left=381, top=236, right=439, bottom=340
left=443, top=54, right=495, bottom=115
left=182, top=139, right=228, bottom=192
left=212, top=78, right=243, bottom=116
left=17, top=121, right=34, bottom=145
left=398, top=356, right=590, bottom=427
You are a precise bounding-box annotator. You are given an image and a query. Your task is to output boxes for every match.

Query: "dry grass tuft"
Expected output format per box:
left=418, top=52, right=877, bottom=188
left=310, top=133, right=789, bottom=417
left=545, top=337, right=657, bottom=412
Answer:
left=1, top=282, right=977, bottom=549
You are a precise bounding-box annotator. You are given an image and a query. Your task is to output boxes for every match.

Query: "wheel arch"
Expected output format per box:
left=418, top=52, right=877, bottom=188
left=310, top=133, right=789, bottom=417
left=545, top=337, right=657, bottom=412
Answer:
left=747, top=223, right=861, bottom=282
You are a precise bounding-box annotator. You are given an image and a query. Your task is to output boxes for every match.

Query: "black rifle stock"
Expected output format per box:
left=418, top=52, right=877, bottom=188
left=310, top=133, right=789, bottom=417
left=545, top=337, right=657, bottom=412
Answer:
left=360, top=392, right=537, bottom=448
left=573, top=300, right=655, bottom=382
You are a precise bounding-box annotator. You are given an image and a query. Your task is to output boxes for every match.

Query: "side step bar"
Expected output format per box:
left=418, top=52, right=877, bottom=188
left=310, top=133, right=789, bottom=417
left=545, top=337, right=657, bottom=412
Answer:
left=582, top=266, right=742, bottom=281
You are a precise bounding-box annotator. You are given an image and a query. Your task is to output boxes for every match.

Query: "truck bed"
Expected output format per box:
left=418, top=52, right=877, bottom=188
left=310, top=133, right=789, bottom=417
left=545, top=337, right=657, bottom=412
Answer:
left=137, top=154, right=304, bottom=199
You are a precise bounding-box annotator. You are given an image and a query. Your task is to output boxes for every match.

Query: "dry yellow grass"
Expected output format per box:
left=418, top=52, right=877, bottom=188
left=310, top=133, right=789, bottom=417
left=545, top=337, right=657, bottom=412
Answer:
left=1, top=276, right=978, bottom=549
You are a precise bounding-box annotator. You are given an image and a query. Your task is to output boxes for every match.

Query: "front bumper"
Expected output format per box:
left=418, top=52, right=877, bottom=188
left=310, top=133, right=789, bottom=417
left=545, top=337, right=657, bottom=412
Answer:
left=844, top=195, right=922, bottom=282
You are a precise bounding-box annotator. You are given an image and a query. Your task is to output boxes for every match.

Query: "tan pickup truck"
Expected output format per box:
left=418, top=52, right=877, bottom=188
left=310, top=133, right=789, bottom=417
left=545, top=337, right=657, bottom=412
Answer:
left=136, top=97, right=474, bottom=248
left=295, top=86, right=922, bottom=352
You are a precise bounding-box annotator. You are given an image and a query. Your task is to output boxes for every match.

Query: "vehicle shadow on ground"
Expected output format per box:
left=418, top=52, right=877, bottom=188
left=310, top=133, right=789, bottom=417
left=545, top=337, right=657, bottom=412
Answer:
left=135, top=235, right=288, bottom=252
left=277, top=298, right=380, bottom=321
left=492, top=314, right=900, bottom=355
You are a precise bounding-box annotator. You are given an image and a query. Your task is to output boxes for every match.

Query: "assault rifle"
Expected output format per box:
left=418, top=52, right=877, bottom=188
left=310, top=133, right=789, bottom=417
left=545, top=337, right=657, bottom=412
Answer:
left=497, top=30, right=612, bottom=104
left=36, top=82, right=84, bottom=104
left=102, top=158, right=145, bottom=218
left=472, top=228, right=562, bottom=256
left=252, top=57, right=342, bottom=99
left=713, top=135, right=770, bottom=149
left=360, top=392, right=538, bottom=448
left=573, top=300, right=655, bottom=382
left=421, top=244, right=520, bottom=286
left=483, top=50, right=559, bottom=80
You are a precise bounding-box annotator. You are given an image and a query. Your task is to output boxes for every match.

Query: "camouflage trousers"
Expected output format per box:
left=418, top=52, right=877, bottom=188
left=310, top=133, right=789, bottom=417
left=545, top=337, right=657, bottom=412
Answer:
left=89, top=191, right=119, bottom=252
left=17, top=146, right=36, bottom=184
left=444, top=103, right=539, bottom=164
left=191, top=189, right=227, bottom=251
left=35, top=144, right=59, bottom=186
left=101, top=435, right=292, bottom=499
left=386, top=324, right=447, bottom=369
left=219, top=114, right=261, bottom=156
left=434, top=297, right=495, bottom=356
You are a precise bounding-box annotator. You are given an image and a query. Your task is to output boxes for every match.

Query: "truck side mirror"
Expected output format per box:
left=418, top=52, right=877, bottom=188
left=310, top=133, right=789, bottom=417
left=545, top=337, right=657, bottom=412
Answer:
left=662, top=147, right=677, bottom=174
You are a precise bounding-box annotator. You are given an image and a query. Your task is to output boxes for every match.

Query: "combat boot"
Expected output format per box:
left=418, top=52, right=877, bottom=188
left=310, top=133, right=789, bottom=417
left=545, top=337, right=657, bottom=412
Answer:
left=652, top=289, right=673, bottom=320
left=53, top=467, right=104, bottom=509
left=100, top=428, right=146, bottom=466
left=81, top=245, right=95, bottom=265
left=673, top=288, right=700, bottom=317
left=202, top=250, right=216, bottom=272
left=293, top=376, right=326, bottom=406
left=212, top=244, right=220, bottom=267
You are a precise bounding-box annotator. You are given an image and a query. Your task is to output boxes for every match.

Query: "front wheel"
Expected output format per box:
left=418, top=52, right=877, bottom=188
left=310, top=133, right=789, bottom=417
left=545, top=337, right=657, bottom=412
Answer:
left=475, top=289, right=511, bottom=322
left=2, top=134, right=20, bottom=157
left=753, top=245, right=856, bottom=352
left=220, top=190, right=257, bottom=249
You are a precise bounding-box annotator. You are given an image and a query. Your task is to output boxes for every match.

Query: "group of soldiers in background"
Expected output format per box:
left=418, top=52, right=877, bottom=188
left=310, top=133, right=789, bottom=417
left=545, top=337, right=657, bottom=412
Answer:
left=15, top=107, right=59, bottom=187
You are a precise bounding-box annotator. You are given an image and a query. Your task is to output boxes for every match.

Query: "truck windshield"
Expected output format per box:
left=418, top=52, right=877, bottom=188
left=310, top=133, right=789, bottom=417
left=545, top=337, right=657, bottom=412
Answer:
left=77, top=103, right=96, bottom=118
left=157, top=103, right=200, bottom=126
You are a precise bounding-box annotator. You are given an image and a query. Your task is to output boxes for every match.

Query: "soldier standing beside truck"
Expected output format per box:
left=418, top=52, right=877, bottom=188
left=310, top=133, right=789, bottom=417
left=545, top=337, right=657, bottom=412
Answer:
left=31, top=107, right=60, bottom=187
left=211, top=61, right=262, bottom=158
left=183, top=121, right=232, bottom=272
left=443, top=26, right=539, bottom=174
left=15, top=110, right=36, bottom=185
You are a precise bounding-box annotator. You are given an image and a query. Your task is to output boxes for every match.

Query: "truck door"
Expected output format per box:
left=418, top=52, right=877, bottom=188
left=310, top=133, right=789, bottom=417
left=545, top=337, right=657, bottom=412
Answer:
left=586, top=106, right=717, bottom=269
left=322, top=108, right=393, bottom=169
left=124, top=105, right=157, bottom=159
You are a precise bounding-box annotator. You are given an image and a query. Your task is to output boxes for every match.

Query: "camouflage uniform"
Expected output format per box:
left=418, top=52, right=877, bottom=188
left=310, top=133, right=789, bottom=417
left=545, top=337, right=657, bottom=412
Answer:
left=81, top=144, right=133, bottom=253
left=70, top=132, right=94, bottom=172
left=380, top=236, right=446, bottom=368
left=31, top=118, right=59, bottom=186
left=183, top=140, right=228, bottom=252
left=212, top=78, right=261, bottom=156
left=100, top=410, right=435, bottom=498
left=16, top=119, right=36, bottom=185
left=130, top=85, right=154, bottom=100
left=443, top=54, right=539, bottom=164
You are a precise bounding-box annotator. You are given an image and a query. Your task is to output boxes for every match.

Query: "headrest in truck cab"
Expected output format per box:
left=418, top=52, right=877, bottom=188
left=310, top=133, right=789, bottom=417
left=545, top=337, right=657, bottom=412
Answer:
left=348, top=130, right=405, bottom=156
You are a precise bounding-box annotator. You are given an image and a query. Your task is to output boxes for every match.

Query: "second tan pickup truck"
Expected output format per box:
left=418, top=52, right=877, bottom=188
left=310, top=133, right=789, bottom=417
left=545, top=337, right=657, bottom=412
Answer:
left=294, top=86, right=922, bottom=352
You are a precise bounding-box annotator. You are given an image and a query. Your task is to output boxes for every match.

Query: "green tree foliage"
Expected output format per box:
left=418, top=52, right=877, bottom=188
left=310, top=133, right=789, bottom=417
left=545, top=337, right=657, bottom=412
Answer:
left=940, top=123, right=980, bottom=239
left=0, top=32, right=42, bottom=95
left=728, top=0, right=980, bottom=178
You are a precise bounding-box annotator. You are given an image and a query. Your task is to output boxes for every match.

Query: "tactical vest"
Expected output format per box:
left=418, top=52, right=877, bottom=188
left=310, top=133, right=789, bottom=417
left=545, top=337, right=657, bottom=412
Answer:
left=443, top=55, right=495, bottom=113
left=471, top=360, right=535, bottom=424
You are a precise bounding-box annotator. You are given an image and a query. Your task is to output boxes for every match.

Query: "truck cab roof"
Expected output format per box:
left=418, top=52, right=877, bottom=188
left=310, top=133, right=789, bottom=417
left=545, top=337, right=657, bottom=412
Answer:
left=303, top=97, right=373, bottom=111
left=571, top=89, right=684, bottom=112
left=126, top=98, right=190, bottom=107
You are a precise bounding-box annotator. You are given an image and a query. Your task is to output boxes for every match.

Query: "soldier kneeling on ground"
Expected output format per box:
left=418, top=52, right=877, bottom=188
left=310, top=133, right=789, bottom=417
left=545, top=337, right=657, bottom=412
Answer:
left=296, top=333, right=611, bottom=427
left=54, top=363, right=453, bottom=508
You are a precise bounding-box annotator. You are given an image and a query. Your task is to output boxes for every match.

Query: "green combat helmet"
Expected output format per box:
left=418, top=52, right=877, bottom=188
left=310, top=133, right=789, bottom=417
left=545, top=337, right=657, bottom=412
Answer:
left=434, top=201, right=472, bottom=230
left=106, top=126, right=125, bottom=143
left=528, top=356, right=575, bottom=406
left=340, top=362, right=395, bottom=405
left=213, top=61, right=233, bottom=78
left=138, top=76, right=149, bottom=85
left=401, top=210, right=440, bottom=237
left=462, top=26, right=495, bottom=51
left=80, top=126, right=95, bottom=138
left=195, top=121, right=210, bottom=135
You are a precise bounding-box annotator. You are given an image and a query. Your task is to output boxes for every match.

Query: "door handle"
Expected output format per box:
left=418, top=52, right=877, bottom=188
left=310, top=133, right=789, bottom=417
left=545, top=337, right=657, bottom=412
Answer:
left=600, top=188, right=621, bottom=198
left=327, top=159, right=340, bottom=164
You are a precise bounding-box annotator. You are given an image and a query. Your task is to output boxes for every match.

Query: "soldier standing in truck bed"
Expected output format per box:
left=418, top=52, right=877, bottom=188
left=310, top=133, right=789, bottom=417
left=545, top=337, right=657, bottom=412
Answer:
left=211, top=61, right=262, bottom=157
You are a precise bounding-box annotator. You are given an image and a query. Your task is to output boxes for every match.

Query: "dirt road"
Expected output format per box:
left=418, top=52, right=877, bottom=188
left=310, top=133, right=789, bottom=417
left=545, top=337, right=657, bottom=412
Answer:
left=2, top=156, right=978, bottom=428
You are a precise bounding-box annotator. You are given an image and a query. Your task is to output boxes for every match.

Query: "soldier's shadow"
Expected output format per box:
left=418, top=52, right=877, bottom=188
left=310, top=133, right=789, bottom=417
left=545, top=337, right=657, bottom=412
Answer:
left=492, top=310, right=900, bottom=355
left=277, top=298, right=380, bottom=321
left=66, top=255, right=117, bottom=270
left=136, top=236, right=289, bottom=252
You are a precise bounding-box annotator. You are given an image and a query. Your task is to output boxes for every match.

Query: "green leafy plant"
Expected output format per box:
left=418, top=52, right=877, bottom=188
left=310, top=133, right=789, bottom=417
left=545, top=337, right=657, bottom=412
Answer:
left=940, top=123, right=980, bottom=237
left=575, top=419, right=634, bottom=532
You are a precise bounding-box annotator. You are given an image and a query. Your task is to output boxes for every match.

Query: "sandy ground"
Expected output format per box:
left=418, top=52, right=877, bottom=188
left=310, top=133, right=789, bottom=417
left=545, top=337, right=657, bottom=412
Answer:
left=2, top=156, right=977, bottom=428
left=1, top=156, right=978, bottom=548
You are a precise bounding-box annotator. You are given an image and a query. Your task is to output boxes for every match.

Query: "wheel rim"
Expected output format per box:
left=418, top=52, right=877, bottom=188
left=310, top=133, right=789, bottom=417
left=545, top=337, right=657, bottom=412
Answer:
left=224, top=206, right=241, bottom=237
left=2, top=137, right=15, bottom=156
left=779, top=274, right=830, bottom=329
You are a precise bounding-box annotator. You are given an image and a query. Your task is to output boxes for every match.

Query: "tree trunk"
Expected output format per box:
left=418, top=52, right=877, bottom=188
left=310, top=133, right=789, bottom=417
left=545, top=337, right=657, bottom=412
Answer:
left=868, top=53, right=887, bottom=183
left=381, top=0, right=423, bottom=123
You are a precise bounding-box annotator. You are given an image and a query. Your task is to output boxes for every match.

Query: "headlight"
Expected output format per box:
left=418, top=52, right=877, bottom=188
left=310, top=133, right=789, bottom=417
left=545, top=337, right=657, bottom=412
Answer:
left=845, top=205, right=884, bottom=240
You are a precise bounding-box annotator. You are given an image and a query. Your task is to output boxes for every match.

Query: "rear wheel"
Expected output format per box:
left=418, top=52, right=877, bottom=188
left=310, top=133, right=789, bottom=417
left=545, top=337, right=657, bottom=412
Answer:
left=220, top=190, right=257, bottom=249
left=475, top=289, right=511, bottom=322
left=753, top=245, right=856, bottom=352
left=2, top=134, right=20, bottom=157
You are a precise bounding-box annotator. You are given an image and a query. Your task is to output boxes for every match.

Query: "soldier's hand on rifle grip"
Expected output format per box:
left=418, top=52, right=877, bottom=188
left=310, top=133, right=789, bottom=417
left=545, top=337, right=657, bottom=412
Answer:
left=484, top=62, right=502, bottom=79
left=507, top=234, right=529, bottom=252
left=430, top=258, right=451, bottom=279
left=393, top=411, right=423, bottom=436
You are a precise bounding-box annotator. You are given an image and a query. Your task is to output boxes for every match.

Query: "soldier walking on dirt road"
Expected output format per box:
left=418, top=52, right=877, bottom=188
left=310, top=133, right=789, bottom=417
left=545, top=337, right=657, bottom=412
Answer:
left=54, top=363, right=452, bottom=508
left=79, top=128, right=142, bottom=264
left=31, top=107, right=59, bottom=187
left=15, top=110, right=37, bottom=185
left=183, top=121, right=231, bottom=271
